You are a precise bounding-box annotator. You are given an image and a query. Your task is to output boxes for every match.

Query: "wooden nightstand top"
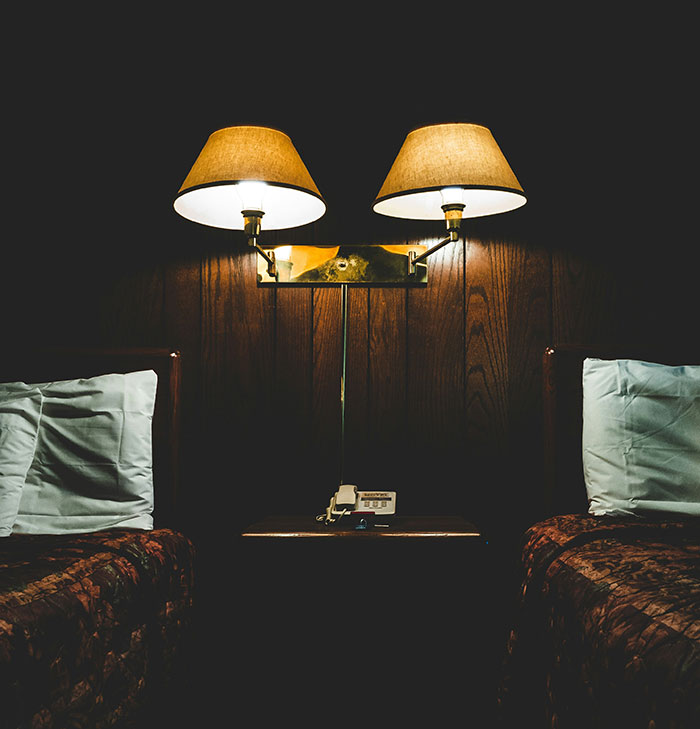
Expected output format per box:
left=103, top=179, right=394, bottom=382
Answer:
left=240, top=515, right=482, bottom=539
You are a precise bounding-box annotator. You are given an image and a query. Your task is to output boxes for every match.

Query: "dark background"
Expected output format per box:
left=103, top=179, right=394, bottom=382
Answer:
left=5, top=7, right=696, bottom=548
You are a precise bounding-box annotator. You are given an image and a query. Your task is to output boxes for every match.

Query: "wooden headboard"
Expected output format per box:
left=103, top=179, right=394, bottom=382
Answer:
left=542, top=344, right=700, bottom=517
left=0, top=347, right=181, bottom=529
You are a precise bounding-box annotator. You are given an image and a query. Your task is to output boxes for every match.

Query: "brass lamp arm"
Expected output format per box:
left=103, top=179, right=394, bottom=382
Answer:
left=408, top=202, right=464, bottom=276
left=408, top=230, right=459, bottom=274
left=250, top=239, right=277, bottom=278
left=243, top=210, right=277, bottom=279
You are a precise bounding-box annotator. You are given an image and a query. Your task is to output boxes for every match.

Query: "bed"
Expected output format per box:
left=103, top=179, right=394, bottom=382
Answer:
left=0, top=347, right=195, bottom=728
left=498, top=344, right=700, bottom=729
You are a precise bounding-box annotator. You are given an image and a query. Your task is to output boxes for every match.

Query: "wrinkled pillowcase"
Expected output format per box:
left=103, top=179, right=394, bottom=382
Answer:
left=582, top=357, right=700, bottom=517
left=0, top=390, right=43, bottom=536
left=0, top=370, right=157, bottom=534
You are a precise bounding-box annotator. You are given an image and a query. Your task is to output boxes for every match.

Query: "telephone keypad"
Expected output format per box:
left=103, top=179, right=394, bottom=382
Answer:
left=356, top=491, right=396, bottom=515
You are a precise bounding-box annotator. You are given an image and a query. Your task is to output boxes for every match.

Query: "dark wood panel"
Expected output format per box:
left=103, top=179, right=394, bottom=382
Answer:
left=462, top=237, right=516, bottom=524
left=343, top=286, right=370, bottom=488
left=406, top=235, right=466, bottom=513
left=200, top=247, right=275, bottom=528
left=503, top=239, right=551, bottom=527
left=164, top=258, right=201, bottom=353
left=366, top=286, right=408, bottom=491
left=274, top=286, right=314, bottom=513
left=65, top=217, right=695, bottom=540
left=163, top=255, right=202, bottom=526
left=201, top=249, right=275, bottom=413
left=504, top=241, right=551, bottom=413
left=464, top=238, right=510, bottom=452
left=311, top=286, right=342, bottom=509
left=552, top=248, right=620, bottom=346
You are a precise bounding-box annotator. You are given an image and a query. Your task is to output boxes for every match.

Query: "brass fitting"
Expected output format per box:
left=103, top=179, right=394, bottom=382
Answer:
left=441, top=203, right=465, bottom=236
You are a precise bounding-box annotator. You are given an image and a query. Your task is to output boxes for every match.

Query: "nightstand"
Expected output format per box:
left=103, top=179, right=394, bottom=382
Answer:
left=236, top=515, right=496, bottom=723
left=239, top=514, right=486, bottom=613
left=240, top=514, right=482, bottom=539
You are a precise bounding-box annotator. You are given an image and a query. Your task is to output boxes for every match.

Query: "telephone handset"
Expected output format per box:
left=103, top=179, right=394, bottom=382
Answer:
left=317, top=484, right=397, bottom=525
left=335, top=484, right=358, bottom=511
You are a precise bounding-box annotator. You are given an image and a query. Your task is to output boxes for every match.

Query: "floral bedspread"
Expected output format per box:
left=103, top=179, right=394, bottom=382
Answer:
left=0, top=528, right=195, bottom=728
left=498, top=514, right=700, bottom=728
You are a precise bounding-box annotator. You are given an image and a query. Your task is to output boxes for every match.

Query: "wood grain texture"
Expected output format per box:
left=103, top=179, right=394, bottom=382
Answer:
left=310, top=286, right=342, bottom=509
left=164, top=255, right=201, bottom=519
left=200, top=247, right=274, bottom=524
left=503, top=239, right=551, bottom=521
left=23, top=218, right=692, bottom=537
left=464, top=238, right=510, bottom=454
left=273, top=285, right=313, bottom=512
left=366, top=286, right=407, bottom=492
left=343, top=287, right=370, bottom=487
left=552, top=247, right=620, bottom=346
left=406, top=233, right=465, bottom=513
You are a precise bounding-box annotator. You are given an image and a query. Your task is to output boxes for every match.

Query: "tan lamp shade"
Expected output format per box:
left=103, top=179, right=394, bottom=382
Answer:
left=373, top=122, right=526, bottom=220
left=174, top=125, right=326, bottom=230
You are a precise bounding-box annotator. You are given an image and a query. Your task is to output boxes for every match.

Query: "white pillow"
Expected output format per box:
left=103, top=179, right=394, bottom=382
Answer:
left=0, top=390, right=43, bottom=536
left=582, top=357, right=700, bottom=517
left=0, top=370, right=157, bottom=534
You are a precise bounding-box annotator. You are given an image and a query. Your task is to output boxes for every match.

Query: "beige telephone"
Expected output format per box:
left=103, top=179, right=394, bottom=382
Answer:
left=317, top=484, right=397, bottom=525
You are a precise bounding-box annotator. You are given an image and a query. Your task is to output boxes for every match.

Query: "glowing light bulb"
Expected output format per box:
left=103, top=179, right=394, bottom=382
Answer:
left=439, top=187, right=466, bottom=237
left=440, top=187, right=467, bottom=207
left=236, top=181, right=268, bottom=213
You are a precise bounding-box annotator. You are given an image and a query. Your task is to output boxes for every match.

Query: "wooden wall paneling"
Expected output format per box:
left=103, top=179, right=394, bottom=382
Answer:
left=406, top=235, right=466, bottom=514
left=273, top=285, right=314, bottom=514
left=463, top=236, right=511, bottom=522
left=310, top=286, right=343, bottom=512
left=503, top=239, right=552, bottom=529
left=201, top=246, right=275, bottom=530
left=366, top=286, right=408, bottom=495
left=164, top=256, right=201, bottom=355
left=343, top=286, right=370, bottom=490
left=163, top=252, right=202, bottom=531
left=551, top=247, right=620, bottom=347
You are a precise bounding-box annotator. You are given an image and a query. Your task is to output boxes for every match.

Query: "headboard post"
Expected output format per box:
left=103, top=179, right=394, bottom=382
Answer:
left=542, top=345, right=589, bottom=516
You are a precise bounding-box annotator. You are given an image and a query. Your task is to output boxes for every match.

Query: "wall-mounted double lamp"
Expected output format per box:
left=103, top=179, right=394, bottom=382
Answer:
left=173, top=122, right=526, bottom=283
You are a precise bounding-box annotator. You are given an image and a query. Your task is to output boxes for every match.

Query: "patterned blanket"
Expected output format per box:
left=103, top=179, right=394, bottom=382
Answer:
left=498, top=514, right=700, bottom=728
left=0, top=529, right=195, bottom=728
